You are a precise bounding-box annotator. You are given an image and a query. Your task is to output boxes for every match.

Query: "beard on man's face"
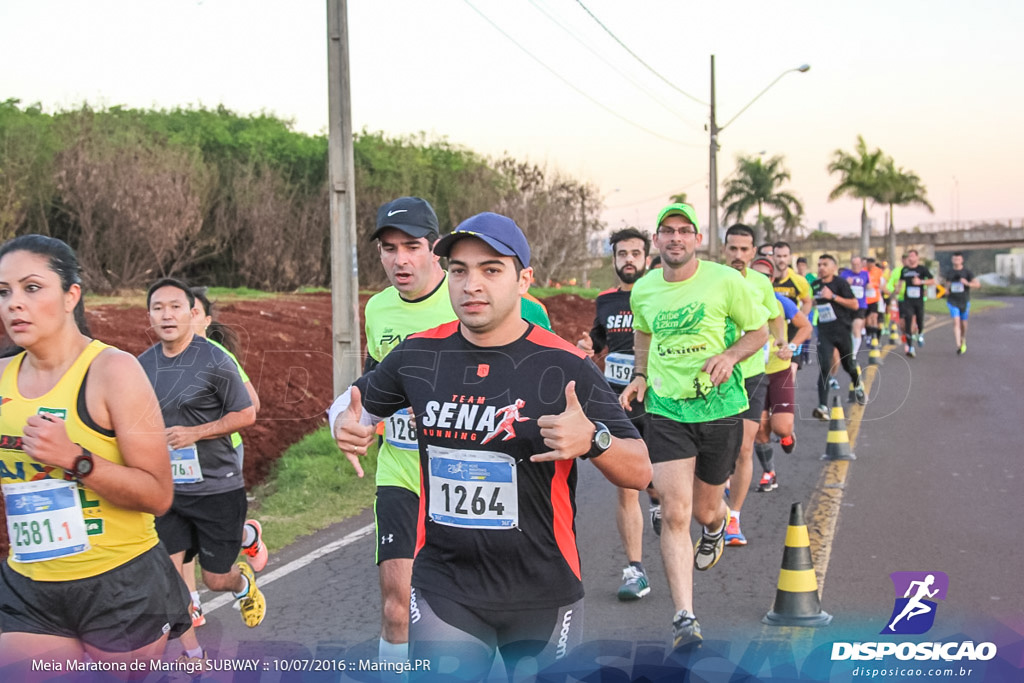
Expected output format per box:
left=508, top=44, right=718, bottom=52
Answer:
left=616, top=264, right=645, bottom=284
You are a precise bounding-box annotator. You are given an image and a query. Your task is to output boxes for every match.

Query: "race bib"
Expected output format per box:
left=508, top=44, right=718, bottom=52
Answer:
left=816, top=303, right=837, bottom=323
left=950, top=282, right=964, bottom=294
left=866, top=286, right=877, bottom=299
left=906, top=285, right=922, bottom=299
left=851, top=285, right=865, bottom=299
left=604, top=352, right=635, bottom=385
left=3, top=479, right=90, bottom=563
left=170, top=445, right=203, bottom=484
left=385, top=408, right=418, bottom=450
left=878, top=299, right=887, bottom=314
left=427, top=445, right=518, bottom=529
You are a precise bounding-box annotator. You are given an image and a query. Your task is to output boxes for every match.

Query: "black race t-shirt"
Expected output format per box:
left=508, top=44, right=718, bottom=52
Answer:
left=945, top=268, right=975, bottom=307
left=355, top=321, right=640, bottom=610
left=811, top=277, right=855, bottom=332
left=589, top=288, right=637, bottom=388
left=899, top=265, right=933, bottom=300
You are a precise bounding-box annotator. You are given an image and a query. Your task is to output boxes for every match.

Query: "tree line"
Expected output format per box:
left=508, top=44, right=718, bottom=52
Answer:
left=0, top=100, right=602, bottom=292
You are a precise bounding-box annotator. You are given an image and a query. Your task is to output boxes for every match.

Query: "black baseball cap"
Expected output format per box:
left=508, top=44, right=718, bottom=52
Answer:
left=370, top=197, right=440, bottom=241
left=433, top=212, right=531, bottom=267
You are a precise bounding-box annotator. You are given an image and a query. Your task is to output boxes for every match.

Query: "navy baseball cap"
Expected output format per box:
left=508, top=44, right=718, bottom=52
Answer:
left=370, top=197, right=440, bottom=241
left=433, top=212, right=531, bottom=267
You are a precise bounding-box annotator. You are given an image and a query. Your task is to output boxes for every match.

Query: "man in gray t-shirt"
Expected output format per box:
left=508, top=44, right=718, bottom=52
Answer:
left=140, top=278, right=265, bottom=659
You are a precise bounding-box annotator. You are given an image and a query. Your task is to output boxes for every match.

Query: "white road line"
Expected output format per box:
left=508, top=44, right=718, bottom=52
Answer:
left=203, top=522, right=375, bottom=614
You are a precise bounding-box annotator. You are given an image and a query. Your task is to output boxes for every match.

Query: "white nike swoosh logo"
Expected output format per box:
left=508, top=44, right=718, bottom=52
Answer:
left=387, top=209, right=408, bottom=216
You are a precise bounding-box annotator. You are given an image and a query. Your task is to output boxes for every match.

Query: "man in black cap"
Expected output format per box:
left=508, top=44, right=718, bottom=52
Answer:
left=343, top=197, right=456, bottom=667
left=332, top=212, right=651, bottom=679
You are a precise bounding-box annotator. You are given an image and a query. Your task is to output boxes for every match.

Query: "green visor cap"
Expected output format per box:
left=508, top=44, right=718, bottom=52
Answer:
left=656, top=203, right=700, bottom=233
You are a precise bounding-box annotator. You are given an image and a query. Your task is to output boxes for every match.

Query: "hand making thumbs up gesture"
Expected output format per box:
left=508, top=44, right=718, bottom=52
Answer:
left=334, top=386, right=376, bottom=478
left=533, top=381, right=595, bottom=462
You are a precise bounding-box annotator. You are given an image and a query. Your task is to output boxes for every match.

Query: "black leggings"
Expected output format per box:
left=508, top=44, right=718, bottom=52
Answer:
left=816, top=328, right=860, bottom=407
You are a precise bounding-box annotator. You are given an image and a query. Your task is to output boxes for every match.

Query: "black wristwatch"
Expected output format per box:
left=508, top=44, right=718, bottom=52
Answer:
left=72, top=447, right=94, bottom=479
left=581, top=422, right=612, bottom=460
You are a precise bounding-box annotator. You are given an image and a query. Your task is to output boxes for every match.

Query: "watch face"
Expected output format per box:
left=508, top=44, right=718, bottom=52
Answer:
left=75, top=455, right=93, bottom=476
left=595, top=427, right=613, bottom=450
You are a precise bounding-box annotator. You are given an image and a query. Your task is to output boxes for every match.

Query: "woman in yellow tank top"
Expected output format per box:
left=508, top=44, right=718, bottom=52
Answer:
left=0, top=235, right=190, bottom=674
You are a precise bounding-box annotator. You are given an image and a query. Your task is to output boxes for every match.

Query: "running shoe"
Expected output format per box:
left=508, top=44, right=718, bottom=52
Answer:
left=854, top=383, right=867, bottom=406
left=757, top=471, right=778, bottom=492
left=828, top=376, right=841, bottom=391
left=672, top=610, right=703, bottom=650
left=847, top=385, right=856, bottom=403
left=960, top=342, right=967, bottom=355
left=190, top=602, right=206, bottom=628
left=617, top=566, right=651, bottom=601
left=780, top=434, right=795, bottom=454
left=236, top=562, right=266, bottom=627
left=724, top=514, right=747, bottom=546
left=917, top=334, right=925, bottom=347
left=907, top=346, right=916, bottom=358
left=694, top=514, right=727, bottom=571
left=812, top=405, right=828, bottom=421
left=241, top=519, right=268, bottom=572
left=649, top=503, right=662, bottom=536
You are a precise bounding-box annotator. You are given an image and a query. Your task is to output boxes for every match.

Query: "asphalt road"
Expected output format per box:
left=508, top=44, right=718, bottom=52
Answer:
left=184, top=299, right=1022, bottom=681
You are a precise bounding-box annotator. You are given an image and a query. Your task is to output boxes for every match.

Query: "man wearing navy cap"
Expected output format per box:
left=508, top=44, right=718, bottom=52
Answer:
left=331, top=212, right=651, bottom=678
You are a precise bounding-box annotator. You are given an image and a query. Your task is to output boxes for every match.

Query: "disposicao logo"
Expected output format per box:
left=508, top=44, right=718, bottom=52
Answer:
left=882, top=570, right=948, bottom=635
left=831, top=570, right=998, bottom=663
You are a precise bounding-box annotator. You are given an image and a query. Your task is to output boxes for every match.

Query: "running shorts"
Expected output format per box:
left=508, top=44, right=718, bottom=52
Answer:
left=644, top=414, right=743, bottom=485
left=375, top=485, right=419, bottom=564
left=764, top=367, right=796, bottom=415
left=0, top=544, right=190, bottom=652
left=155, top=488, right=247, bottom=574
left=738, top=374, right=768, bottom=422
left=947, top=301, right=970, bottom=320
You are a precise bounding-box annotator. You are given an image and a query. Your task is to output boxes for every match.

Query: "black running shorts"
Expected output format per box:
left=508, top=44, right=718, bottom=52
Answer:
left=738, top=374, right=769, bottom=422
left=155, top=488, right=247, bottom=574
left=645, top=414, right=743, bottom=485
left=0, top=544, right=191, bottom=652
left=375, top=485, right=419, bottom=564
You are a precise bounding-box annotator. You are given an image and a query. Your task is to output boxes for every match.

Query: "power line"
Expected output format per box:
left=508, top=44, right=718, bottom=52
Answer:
left=606, top=175, right=707, bottom=210
left=573, top=0, right=707, bottom=107
left=527, top=0, right=704, bottom=132
left=462, top=0, right=702, bottom=147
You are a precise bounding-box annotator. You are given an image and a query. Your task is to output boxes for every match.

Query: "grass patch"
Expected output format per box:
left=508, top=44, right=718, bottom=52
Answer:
left=925, top=297, right=1006, bottom=315
left=248, top=426, right=379, bottom=551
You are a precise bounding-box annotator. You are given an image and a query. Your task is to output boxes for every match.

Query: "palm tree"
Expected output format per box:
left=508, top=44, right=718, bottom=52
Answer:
left=827, top=135, right=885, bottom=257
left=721, top=154, right=804, bottom=243
left=874, top=158, right=934, bottom=263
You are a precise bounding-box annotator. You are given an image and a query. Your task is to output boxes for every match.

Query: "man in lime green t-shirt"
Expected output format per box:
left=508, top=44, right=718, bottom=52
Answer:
left=349, top=197, right=456, bottom=667
left=620, top=203, right=769, bottom=652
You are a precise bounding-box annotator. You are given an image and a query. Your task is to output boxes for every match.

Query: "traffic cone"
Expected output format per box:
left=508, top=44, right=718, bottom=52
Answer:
left=868, top=336, right=883, bottom=366
left=888, top=320, right=899, bottom=344
left=763, top=502, right=833, bottom=627
left=821, top=396, right=856, bottom=461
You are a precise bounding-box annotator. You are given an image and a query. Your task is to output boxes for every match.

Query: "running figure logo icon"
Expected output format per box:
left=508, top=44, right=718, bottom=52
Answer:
left=481, top=399, right=528, bottom=444
left=881, top=571, right=949, bottom=634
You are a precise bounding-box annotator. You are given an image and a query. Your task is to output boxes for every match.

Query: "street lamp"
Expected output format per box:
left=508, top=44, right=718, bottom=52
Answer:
left=707, top=56, right=810, bottom=258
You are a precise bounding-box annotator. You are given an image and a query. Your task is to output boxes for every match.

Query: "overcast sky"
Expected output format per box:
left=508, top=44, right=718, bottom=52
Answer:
left=3, top=0, right=1022, bottom=237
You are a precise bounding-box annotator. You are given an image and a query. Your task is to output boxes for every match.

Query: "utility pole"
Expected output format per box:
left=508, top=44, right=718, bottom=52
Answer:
left=708, top=55, right=720, bottom=258
left=327, top=0, right=360, bottom=395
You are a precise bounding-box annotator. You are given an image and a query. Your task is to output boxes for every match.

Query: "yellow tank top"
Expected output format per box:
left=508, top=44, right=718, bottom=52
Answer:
left=0, top=340, right=158, bottom=581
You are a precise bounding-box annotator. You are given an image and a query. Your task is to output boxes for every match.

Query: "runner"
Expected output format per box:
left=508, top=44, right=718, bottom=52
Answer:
left=773, top=242, right=813, bottom=369
left=182, top=287, right=266, bottom=629
left=359, top=197, right=457, bottom=667
left=810, top=255, right=866, bottom=419
left=577, top=227, right=661, bottom=600
left=749, top=258, right=812, bottom=491
left=331, top=212, right=650, bottom=678
left=796, top=256, right=816, bottom=286
left=139, top=278, right=263, bottom=666
left=620, top=203, right=769, bottom=650
left=722, top=225, right=786, bottom=547
left=943, top=252, right=980, bottom=355
left=840, top=256, right=870, bottom=359
left=890, top=249, right=934, bottom=357
left=0, top=235, right=190, bottom=674
left=864, top=257, right=889, bottom=348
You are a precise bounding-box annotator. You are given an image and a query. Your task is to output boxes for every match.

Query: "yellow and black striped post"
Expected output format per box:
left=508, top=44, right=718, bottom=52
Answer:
left=763, top=502, right=833, bottom=627
left=868, top=335, right=883, bottom=366
left=888, top=320, right=900, bottom=344
left=821, top=396, right=856, bottom=461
